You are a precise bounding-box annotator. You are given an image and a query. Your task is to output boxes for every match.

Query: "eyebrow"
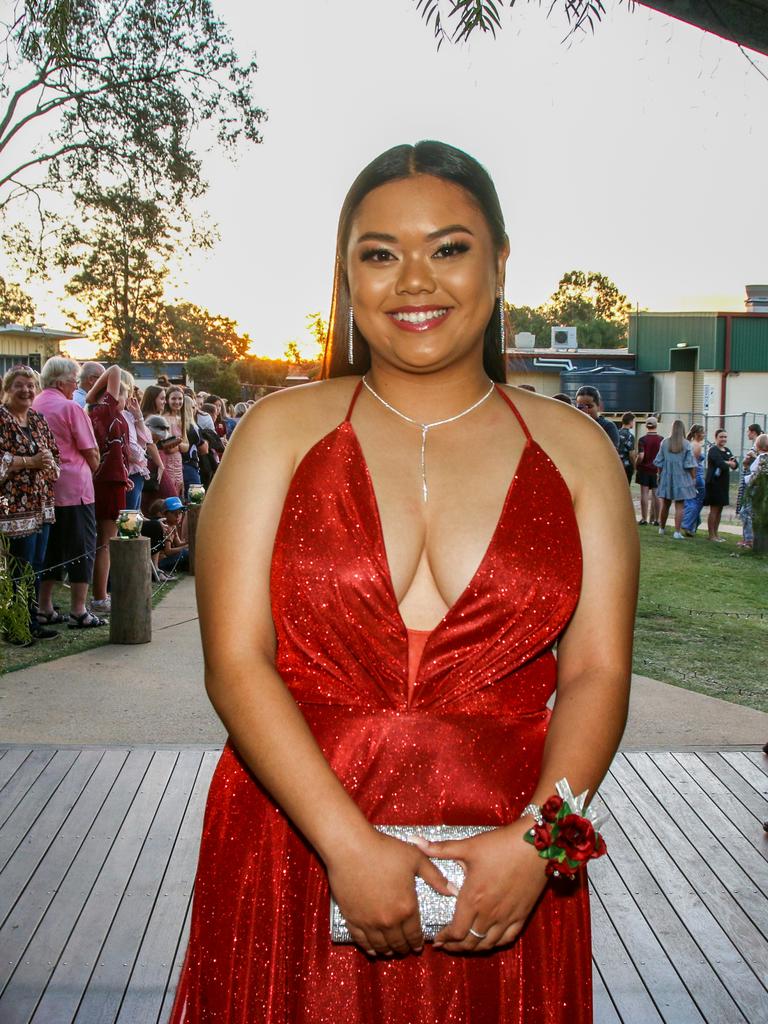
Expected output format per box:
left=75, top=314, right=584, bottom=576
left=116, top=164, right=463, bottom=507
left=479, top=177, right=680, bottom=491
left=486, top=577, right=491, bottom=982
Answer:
left=355, top=224, right=475, bottom=245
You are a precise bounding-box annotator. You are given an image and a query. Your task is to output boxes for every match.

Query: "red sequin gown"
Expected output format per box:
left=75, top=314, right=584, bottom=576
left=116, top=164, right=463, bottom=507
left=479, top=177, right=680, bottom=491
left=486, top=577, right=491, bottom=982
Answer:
left=170, top=383, right=590, bottom=1023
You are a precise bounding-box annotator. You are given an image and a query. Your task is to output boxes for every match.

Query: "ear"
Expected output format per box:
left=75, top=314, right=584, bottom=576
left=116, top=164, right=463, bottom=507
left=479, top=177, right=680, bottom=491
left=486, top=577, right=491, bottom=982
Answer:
left=496, top=235, right=510, bottom=292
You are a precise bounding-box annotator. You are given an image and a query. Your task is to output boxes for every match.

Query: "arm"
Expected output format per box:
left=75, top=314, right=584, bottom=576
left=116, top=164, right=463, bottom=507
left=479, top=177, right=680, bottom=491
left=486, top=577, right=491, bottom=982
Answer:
left=195, top=396, right=450, bottom=958
left=86, top=364, right=121, bottom=404
left=429, top=420, right=638, bottom=953
left=81, top=448, right=100, bottom=472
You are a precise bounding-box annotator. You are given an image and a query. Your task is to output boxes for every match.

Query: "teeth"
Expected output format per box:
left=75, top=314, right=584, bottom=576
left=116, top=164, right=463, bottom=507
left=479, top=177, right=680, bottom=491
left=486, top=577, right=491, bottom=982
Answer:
left=392, top=308, right=448, bottom=324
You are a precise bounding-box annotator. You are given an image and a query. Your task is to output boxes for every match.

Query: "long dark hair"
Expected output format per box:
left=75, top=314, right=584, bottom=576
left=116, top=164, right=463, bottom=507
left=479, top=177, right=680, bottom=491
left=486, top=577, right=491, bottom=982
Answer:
left=322, top=141, right=509, bottom=382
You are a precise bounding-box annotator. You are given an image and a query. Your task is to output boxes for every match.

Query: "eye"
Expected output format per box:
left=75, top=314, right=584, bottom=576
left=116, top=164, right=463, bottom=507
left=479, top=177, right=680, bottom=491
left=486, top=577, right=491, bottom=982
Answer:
left=360, top=247, right=396, bottom=263
left=433, top=240, right=470, bottom=258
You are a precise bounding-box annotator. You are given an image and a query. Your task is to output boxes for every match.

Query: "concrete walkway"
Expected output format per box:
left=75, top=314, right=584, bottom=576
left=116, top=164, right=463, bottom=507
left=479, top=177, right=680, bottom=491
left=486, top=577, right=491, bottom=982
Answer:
left=1, top=577, right=766, bottom=749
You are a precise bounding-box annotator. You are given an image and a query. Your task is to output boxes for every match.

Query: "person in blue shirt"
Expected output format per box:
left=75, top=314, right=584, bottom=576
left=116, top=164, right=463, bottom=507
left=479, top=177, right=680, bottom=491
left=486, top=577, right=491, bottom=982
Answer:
left=72, top=362, right=104, bottom=407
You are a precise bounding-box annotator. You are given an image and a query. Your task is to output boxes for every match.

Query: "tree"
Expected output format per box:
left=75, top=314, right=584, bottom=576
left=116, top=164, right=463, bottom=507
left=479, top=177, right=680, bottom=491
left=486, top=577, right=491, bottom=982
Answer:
left=414, top=1, right=614, bottom=48
left=164, top=302, right=251, bottom=361
left=305, top=311, right=329, bottom=362
left=546, top=270, right=631, bottom=327
left=185, top=353, right=241, bottom=402
left=58, top=183, right=187, bottom=364
left=0, top=275, right=35, bottom=324
left=507, top=270, right=630, bottom=349
left=0, top=1, right=264, bottom=223
left=235, top=355, right=291, bottom=388
left=284, top=340, right=303, bottom=368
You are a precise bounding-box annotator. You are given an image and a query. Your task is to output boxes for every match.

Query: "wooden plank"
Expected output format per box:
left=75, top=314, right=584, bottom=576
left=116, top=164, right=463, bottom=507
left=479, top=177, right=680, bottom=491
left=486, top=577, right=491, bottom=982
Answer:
left=0, top=749, right=33, bottom=794
left=74, top=751, right=204, bottom=1023
left=589, top=855, right=706, bottom=1022
left=118, top=750, right=217, bottom=1024
left=590, top=885, right=665, bottom=1022
left=601, top=764, right=763, bottom=1020
left=0, top=750, right=105, bottom=920
left=659, top=753, right=767, bottom=857
left=744, top=752, right=768, bottom=778
left=0, top=750, right=55, bottom=829
left=0, top=750, right=127, bottom=988
left=0, top=749, right=168, bottom=1024
left=632, top=753, right=768, bottom=913
left=0, top=751, right=80, bottom=871
left=592, top=961, right=623, bottom=1024
left=722, top=752, right=768, bottom=798
left=591, top=786, right=746, bottom=1024
left=697, top=752, right=768, bottom=823
left=157, top=889, right=192, bottom=1024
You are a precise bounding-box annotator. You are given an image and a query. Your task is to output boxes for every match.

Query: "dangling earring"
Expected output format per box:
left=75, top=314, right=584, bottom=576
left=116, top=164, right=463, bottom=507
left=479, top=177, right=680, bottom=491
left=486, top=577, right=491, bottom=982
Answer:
left=498, top=290, right=506, bottom=355
left=347, top=306, right=355, bottom=365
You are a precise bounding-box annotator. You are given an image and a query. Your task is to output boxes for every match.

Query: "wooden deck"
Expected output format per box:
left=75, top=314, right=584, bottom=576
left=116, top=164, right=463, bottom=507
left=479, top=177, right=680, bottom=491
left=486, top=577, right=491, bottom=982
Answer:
left=0, top=745, right=766, bottom=1023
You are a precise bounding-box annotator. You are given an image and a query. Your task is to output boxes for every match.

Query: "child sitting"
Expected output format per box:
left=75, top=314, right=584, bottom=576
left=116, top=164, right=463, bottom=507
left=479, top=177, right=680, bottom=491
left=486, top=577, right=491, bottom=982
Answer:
left=141, top=497, right=189, bottom=578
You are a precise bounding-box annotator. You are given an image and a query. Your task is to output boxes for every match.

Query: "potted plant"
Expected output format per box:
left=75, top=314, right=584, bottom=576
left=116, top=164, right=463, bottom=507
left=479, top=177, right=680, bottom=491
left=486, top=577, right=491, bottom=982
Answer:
left=746, top=469, right=768, bottom=555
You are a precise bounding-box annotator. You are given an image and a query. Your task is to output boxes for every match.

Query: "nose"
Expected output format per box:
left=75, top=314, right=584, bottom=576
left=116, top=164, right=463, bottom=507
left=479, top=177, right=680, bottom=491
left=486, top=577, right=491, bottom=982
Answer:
left=395, top=252, right=436, bottom=297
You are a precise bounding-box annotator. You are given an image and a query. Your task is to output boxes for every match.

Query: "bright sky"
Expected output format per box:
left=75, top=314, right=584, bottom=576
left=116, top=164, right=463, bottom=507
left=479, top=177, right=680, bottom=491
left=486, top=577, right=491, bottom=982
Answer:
left=10, top=0, right=768, bottom=359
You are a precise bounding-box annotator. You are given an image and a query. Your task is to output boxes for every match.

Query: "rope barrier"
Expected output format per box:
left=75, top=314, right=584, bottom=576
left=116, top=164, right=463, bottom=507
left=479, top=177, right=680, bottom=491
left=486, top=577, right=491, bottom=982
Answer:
left=4, top=536, right=170, bottom=583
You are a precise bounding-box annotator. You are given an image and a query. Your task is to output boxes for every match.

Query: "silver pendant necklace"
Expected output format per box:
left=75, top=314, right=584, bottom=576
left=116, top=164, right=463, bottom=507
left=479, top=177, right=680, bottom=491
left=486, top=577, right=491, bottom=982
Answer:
left=361, top=375, right=496, bottom=502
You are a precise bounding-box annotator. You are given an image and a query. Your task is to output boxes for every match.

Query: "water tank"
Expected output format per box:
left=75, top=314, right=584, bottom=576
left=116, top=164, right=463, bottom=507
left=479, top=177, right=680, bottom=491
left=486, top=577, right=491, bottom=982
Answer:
left=559, top=366, right=654, bottom=413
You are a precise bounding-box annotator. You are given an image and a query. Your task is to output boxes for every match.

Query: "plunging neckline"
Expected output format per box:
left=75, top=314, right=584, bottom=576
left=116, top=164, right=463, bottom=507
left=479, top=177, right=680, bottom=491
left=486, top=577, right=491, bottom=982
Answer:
left=343, top=419, right=534, bottom=639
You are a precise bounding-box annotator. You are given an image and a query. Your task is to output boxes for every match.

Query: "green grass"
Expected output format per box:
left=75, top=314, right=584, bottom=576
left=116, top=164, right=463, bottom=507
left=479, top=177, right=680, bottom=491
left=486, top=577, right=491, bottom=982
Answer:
left=633, top=526, right=768, bottom=711
left=0, top=577, right=179, bottom=675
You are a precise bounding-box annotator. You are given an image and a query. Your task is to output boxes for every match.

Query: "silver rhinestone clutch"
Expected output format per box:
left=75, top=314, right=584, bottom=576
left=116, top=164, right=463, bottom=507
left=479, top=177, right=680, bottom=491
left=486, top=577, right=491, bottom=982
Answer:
left=329, top=824, right=497, bottom=943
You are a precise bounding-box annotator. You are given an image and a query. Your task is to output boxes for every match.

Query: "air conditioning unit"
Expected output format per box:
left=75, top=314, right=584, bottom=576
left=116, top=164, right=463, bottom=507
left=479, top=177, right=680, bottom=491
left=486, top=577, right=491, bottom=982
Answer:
left=514, top=332, right=536, bottom=349
left=551, top=326, right=578, bottom=350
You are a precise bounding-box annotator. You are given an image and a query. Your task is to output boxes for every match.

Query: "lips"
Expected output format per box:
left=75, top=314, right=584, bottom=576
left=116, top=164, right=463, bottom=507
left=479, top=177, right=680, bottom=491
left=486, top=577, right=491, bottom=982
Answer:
left=386, top=306, right=451, bottom=332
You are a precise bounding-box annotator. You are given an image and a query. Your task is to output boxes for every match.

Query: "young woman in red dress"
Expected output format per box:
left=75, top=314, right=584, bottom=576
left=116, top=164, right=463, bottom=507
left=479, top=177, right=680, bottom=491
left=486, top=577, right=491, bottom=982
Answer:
left=171, top=141, right=638, bottom=1023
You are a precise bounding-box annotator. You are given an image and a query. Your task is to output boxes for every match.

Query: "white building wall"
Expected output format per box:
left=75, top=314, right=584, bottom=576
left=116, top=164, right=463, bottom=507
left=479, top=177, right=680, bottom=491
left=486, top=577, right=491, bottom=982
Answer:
left=725, top=373, right=768, bottom=416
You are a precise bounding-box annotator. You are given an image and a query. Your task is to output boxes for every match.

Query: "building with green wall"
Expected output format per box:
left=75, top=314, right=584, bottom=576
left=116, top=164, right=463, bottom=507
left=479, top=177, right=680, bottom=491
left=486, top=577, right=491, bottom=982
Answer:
left=629, top=311, right=768, bottom=431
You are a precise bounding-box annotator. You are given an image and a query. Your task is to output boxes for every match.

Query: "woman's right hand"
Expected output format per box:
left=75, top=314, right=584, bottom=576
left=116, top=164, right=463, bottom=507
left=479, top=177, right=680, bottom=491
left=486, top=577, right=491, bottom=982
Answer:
left=325, top=831, right=455, bottom=957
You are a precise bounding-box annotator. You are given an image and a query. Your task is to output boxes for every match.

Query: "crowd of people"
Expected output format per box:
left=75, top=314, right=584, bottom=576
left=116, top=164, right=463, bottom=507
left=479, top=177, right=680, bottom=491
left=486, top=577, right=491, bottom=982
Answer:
left=2, top=356, right=765, bottom=648
left=569, top=386, right=767, bottom=545
left=0, top=357, right=253, bottom=645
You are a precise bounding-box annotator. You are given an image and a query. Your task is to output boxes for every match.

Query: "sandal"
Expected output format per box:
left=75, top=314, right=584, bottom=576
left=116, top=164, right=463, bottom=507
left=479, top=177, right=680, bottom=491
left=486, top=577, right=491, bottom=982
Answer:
left=68, top=611, right=107, bottom=629
left=36, top=609, right=66, bottom=625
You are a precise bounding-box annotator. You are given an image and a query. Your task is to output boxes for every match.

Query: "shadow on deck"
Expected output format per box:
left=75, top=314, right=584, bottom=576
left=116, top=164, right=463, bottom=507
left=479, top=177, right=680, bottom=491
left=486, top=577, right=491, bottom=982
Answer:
left=0, top=745, right=766, bottom=1023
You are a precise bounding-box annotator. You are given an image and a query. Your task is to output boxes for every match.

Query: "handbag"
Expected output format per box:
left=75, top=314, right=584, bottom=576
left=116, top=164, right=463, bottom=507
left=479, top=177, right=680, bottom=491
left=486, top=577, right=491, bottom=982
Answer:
left=329, top=824, right=496, bottom=943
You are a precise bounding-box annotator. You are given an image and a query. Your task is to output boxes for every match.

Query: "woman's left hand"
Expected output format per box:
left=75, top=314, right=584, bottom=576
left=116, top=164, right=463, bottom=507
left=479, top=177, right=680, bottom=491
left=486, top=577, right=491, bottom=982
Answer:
left=416, top=821, right=548, bottom=953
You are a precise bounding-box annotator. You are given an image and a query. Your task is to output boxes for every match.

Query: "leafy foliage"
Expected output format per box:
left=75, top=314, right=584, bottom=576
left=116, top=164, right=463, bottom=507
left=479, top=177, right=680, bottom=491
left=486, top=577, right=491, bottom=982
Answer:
left=185, top=353, right=241, bottom=402
left=414, top=1, right=611, bottom=48
left=0, top=275, right=35, bottom=325
left=0, top=0, right=265, bottom=216
left=508, top=269, right=630, bottom=349
left=746, top=470, right=768, bottom=534
left=57, top=183, right=185, bottom=364
left=0, top=534, right=34, bottom=654
left=163, top=302, right=251, bottom=362
left=235, top=355, right=292, bottom=389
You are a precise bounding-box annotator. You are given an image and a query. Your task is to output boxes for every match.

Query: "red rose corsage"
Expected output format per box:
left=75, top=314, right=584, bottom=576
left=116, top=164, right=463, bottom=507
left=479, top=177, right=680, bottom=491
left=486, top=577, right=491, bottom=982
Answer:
left=523, top=779, right=607, bottom=879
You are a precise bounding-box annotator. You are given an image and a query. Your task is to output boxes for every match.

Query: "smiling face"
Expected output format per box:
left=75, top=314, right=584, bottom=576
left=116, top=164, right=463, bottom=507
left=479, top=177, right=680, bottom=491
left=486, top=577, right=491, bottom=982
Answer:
left=345, top=175, right=507, bottom=373
left=4, top=372, right=36, bottom=410
left=154, top=389, right=167, bottom=413
left=167, top=389, right=183, bottom=414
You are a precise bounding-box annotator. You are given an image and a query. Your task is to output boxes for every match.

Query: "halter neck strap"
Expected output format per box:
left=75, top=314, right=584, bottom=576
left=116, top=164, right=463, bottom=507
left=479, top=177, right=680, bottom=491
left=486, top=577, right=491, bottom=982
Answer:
left=494, top=384, right=533, bottom=442
left=344, top=380, right=365, bottom=422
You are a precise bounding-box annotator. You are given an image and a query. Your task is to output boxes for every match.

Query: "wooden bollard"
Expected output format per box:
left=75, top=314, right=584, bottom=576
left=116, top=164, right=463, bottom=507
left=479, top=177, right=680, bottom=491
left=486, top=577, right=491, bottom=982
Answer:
left=186, top=503, right=202, bottom=576
left=109, top=536, right=152, bottom=644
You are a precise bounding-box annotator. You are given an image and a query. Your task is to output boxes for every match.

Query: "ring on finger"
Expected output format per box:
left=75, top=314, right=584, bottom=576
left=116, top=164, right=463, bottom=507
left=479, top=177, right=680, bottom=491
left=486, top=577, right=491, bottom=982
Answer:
left=468, top=927, right=488, bottom=939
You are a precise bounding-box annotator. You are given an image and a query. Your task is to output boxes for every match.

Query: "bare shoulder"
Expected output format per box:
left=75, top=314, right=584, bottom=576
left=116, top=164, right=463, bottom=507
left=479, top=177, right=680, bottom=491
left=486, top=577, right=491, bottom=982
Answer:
left=229, top=377, right=360, bottom=468
left=498, top=385, right=621, bottom=497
